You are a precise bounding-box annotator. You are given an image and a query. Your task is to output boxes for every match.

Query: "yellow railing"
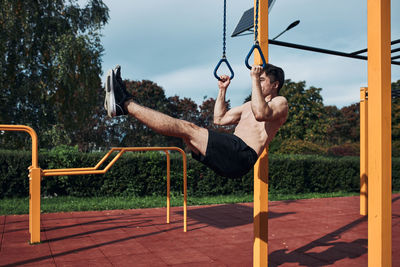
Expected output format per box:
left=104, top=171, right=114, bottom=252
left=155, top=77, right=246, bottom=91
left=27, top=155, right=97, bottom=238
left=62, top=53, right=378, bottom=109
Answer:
left=0, top=125, right=187, bottom=244
left=0, top=125, right=39, bottom=168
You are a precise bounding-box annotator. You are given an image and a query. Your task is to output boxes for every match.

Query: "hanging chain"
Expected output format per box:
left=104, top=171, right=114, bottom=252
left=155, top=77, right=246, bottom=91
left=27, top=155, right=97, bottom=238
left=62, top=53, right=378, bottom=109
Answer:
left=222, top=0, right=227, bottom=58
left=214, top=0, right=234, bottom=79
left=254, top=0, right=259, bottom=44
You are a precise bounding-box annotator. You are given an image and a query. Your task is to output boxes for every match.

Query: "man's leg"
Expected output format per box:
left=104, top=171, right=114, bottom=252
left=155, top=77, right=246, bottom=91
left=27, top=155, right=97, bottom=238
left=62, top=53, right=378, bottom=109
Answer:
left=124, top=100, right=208, bottom=156
left=104, top=65, right=208, bottom=155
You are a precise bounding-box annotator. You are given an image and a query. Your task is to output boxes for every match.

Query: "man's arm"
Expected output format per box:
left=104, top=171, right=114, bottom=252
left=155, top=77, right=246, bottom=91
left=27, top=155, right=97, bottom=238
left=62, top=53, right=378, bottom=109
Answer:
left=250, top=66, right=288, bottom=122
left=213, top=75, right=244, bottom=126
left=252, top=96, right=288, bottom=122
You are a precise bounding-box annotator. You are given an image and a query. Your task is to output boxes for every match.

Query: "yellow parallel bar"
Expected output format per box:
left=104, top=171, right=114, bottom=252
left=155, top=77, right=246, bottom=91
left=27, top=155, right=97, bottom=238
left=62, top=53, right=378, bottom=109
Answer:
left=253, top=1, right=269, bottom=266
left=42, top=146, right=188, bottom=232
left=43, top=149, right=114, bottom=173
left=360, top=87, right=368, bottom=216
left=42, top=150, right=126, bottom=176
left=367, top=0, right=392, bottom=266
left=0, top=125, right=38, bottom=168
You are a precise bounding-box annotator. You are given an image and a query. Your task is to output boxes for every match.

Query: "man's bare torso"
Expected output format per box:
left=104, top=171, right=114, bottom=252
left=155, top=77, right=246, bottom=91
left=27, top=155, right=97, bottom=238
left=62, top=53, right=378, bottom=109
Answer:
left=234, top=100, right=286, bottom=156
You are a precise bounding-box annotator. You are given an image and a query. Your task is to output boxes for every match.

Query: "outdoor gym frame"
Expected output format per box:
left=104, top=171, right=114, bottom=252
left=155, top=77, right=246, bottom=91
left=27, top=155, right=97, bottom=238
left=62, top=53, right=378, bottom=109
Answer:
left=252, top=0, right=392, bottom=266
left=0, top=124, right=188, bottom=244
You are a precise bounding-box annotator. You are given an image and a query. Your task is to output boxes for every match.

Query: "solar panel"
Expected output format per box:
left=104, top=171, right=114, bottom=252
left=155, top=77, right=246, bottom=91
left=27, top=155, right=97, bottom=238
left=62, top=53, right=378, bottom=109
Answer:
left=231, top=0, right=276, bottom=37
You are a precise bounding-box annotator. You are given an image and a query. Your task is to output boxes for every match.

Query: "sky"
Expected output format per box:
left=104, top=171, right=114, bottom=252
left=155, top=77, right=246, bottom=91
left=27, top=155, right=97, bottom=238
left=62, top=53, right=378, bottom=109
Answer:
left=81, top=0, right=399, bottom=108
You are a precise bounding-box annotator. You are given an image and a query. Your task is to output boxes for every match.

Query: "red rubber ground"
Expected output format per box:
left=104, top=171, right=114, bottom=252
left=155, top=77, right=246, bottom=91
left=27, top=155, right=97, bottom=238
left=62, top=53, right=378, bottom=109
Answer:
left=1, top=194, right=399, bottom=266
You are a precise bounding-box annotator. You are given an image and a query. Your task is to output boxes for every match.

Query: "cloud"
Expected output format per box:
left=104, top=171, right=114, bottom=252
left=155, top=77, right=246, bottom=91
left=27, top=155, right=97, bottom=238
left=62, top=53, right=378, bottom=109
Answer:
left=272, top=51, right=367, bottom=107
left=93, top=0, right=399, bottom=109
left=150, top=63, right=252, bottom=107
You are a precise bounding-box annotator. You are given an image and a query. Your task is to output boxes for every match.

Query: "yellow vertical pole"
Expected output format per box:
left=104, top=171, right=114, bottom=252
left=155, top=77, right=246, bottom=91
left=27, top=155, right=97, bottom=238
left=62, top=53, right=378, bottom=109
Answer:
left=253, top=148, right=269, bottom=267
left=166, top=151, right=170, bottom=224
left=182, top=153, right=187, bottom=232
left=29, top=167, right=41, bottom=244
left=253, top=0, right=268, bottom=266
left=360, top=87, right=368, bottom=216
left=367, top=0, right=392, bottom=266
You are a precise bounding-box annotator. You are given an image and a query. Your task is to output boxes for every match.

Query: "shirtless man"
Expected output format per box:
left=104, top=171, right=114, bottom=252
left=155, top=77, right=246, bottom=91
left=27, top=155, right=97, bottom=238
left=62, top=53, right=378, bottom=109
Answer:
left=104, top=64, right=288, bottom=178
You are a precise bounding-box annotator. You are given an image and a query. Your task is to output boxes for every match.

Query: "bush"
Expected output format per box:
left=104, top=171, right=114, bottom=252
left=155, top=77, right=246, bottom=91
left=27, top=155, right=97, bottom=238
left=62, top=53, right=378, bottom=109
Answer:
left=327, top=143, right=360, bottom=156
left=268, top=154, right=360, bottom=194
left=271, top=139, right=327, bottom=155
left=0, top=150, right=31, bottom=197
left=393, top=141, right=400, bottom=157
left=0, top=149, right=399, bottom=198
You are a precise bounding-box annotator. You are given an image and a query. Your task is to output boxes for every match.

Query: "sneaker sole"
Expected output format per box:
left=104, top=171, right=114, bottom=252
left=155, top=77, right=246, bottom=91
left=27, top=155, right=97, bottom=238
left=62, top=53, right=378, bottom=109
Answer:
left=105, top=69, right=116, bottom=117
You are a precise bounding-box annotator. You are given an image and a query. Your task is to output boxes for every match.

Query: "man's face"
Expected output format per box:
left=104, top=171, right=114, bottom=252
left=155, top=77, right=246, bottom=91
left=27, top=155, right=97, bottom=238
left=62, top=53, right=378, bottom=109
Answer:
left=259, top=72, right=278, bottom=97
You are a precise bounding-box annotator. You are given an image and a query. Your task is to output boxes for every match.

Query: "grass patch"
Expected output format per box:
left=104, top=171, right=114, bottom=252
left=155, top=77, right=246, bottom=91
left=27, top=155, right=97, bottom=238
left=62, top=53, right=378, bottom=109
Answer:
left=1, top=191, right=398, bottom=216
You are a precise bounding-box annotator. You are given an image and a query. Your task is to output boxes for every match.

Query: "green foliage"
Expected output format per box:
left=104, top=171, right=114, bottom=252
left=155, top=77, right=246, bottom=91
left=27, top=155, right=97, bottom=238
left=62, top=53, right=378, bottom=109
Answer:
left=1, top=149, right=399, bottom=199
left=0, top=0, right=109, bottom=151
left=393, top=141, right=400, bottom=157
left=278, top=80, right=329, bottom=143
left=270, top=138, right=327, bottom=155
left=393, top=80, right=400, bottom=143
left=325, top=104, right=360, bottom=145
left=327, top=143, right=360, bottom=156
left=268, top=155, right=359, bottom=194
left=0, top=150, right=31, bottom=197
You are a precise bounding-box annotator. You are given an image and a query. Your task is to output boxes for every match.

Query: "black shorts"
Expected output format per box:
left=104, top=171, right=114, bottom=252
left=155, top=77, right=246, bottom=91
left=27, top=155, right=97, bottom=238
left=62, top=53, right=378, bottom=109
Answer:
left=192, top=130, right=258, bottom=178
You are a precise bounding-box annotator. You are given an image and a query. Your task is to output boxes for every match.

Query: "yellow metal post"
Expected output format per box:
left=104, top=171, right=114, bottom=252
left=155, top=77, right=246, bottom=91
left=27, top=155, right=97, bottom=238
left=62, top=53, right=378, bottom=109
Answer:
left=360, top=87, right=368, bottom=216
left=166, top=151, right=171, bottom=224
left=182, top=153, right=187, bottom=233
left=253, top=148, right=269, bottom=267
left=367, top=0, right=392, bottom=266
left=253, top=1, right=269, bottom=266
left=29, top=167, right=41, bottom=243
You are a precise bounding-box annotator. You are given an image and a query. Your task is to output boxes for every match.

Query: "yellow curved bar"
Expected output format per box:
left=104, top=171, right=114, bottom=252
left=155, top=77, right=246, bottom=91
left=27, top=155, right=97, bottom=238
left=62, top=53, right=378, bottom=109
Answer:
left=0, top=125, right=38, bottom=168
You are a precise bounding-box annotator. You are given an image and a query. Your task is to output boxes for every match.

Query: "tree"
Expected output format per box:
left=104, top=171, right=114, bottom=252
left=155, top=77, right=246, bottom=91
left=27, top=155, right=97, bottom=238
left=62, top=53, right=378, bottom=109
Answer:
left=325, top=103, right=360, bottom=144
left=324, top=105, right=341, bottom=144
left=277, top=80, right=329, bottom=143
left=392, top=80, right=400, bottom=140
left=167, top=96, right=200, bottom=125
left=0, top=0, right=109, bottom=150
left=198, top=98, right=216, bottom=130
left=392, top=80, right=400, bottom=156
left=199, top=97, right=234, bottom=133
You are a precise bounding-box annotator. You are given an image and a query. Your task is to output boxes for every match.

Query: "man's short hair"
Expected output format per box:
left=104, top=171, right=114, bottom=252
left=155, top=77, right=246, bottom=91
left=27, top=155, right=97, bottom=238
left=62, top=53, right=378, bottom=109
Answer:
left=263, top=63, right=285, bottom=94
